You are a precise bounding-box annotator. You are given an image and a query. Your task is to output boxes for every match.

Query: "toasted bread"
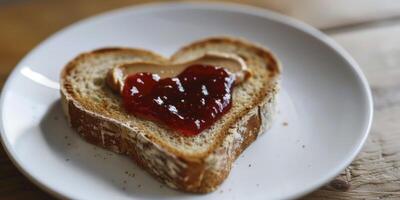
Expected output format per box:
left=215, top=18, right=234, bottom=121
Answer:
left=60, top=37, right=280, bottom=193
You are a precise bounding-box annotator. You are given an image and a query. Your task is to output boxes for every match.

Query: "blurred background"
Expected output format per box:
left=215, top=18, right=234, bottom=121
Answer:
left=1, top=0, right=400, bottom=199
left=2, top=0, right=400, bottom=88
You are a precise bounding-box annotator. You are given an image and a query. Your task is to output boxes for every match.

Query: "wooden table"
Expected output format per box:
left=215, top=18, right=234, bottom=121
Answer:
left=1, top=0, right=400, bottom=199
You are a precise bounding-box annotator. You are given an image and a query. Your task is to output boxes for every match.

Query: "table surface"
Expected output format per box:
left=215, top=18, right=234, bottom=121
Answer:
left=1, top=0, right=400, bottom=199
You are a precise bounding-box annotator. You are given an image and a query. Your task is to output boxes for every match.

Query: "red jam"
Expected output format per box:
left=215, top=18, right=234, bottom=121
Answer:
left=122, top=64, right=235, bottom=136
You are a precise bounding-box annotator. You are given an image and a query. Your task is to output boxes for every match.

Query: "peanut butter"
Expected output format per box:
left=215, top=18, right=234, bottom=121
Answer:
left=107, top=52, right=250, bottom=93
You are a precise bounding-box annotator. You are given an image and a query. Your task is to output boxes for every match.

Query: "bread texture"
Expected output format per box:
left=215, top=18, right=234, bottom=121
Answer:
left=60, top=37, right=280, bottom=193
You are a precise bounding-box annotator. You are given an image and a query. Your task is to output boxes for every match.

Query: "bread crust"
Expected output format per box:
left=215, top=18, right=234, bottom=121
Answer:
left=60, top=37, right=280, bottom=193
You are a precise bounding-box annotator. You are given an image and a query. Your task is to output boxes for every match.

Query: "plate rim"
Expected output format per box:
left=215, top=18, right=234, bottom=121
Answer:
left=0, top=2, right=373, bottom=199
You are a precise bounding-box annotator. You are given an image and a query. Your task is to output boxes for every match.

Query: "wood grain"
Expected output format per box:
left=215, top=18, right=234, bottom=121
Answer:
left=305, top=24, right=400, bottom=200
left=1, top=0, right=400, bottom=199
left=236, top=0, right=400, bottom=29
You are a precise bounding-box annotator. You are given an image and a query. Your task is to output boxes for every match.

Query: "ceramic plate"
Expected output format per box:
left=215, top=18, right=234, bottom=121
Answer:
left=0, top=3, right=373, bottom=199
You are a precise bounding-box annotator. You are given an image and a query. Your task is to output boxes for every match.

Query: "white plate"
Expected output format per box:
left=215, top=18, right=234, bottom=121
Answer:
left=0, top=2, right=372, bottom=200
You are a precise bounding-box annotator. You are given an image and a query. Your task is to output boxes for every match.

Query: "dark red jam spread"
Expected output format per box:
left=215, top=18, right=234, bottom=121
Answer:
left=122, top=64, right=235, bottom=136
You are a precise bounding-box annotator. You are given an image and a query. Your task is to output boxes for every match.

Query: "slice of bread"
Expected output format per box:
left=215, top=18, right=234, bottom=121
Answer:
left=60, top=37, right=280, bottom=193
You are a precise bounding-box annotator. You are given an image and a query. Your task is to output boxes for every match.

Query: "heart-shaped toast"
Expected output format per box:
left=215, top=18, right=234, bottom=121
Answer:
left=61, top=37, right=280, bottom=193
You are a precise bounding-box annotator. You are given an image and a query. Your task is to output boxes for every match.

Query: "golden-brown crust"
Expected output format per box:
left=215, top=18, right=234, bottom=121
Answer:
left=192, top=106, right=263, bottom=193
left=62, top=90, right=276, bottom=192
left=61, top=47, right=167, bottom=87
left=172, top=36, right=281, bottom=74
left=60, top=36, right=280, bottom=193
